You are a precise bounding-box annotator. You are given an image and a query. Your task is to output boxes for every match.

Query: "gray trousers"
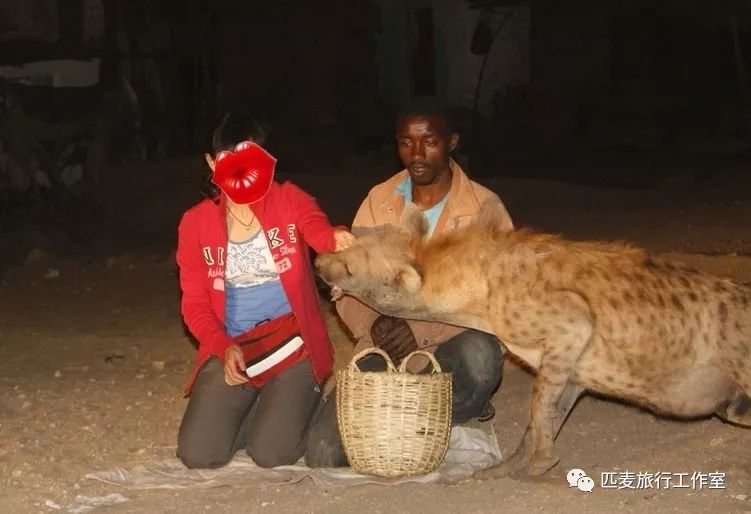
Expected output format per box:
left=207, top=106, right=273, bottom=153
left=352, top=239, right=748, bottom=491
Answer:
left=305, top=329, right=503, bottom=468
left=177, top=357, right=321, bottom=469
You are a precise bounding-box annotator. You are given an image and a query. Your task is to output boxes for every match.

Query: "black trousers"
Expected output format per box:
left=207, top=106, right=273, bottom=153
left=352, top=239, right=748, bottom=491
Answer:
left=305, top=329, right=503, bottom=468
left=177, top=357, right=322, bottom=469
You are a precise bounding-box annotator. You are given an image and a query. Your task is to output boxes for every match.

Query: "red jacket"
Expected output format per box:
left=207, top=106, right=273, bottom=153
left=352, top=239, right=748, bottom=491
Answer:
left=176, top=181, right=338, bottom=394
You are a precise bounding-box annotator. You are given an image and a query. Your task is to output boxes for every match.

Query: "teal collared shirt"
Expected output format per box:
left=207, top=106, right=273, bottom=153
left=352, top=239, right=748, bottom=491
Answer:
left=396, top=175, right=449, bottom=237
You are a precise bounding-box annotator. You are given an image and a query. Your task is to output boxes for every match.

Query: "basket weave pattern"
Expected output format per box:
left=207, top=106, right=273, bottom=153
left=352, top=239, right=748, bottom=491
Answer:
left=336, top=348, right=453, bottom=478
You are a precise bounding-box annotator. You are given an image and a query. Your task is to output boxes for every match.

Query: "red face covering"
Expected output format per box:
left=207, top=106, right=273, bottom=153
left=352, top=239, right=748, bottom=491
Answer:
left=211, top=141, right=276, bottom=204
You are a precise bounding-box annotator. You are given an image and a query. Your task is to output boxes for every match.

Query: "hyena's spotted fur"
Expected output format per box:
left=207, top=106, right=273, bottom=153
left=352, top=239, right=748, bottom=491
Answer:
left=316, top=204, right=751, bottom=477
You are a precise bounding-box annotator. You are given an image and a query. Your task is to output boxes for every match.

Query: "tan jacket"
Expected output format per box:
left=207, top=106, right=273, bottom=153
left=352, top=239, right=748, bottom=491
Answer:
left=336, top=159, right=514, bottom=368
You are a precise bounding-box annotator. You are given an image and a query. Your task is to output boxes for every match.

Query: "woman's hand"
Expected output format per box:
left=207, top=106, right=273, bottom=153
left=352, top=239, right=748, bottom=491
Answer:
left=334, top=229, right=356, bottom=251
left=223, top=345, right=249, bottom=386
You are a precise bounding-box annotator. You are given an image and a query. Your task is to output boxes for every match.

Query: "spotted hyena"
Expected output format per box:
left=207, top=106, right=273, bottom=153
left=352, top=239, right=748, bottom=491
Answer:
left=315, top=204, right=751, bottom=478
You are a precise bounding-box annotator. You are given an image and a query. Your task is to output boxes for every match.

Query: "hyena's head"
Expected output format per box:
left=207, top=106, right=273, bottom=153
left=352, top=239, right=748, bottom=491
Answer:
left=315, top=205, right=428, bottom=316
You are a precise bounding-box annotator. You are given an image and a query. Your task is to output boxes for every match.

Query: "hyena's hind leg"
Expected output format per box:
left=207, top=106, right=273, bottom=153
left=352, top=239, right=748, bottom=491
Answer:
left=490, top=381, right=584, bottom=478
left=552, top=382, right=585, bottom=437
left=477, top=292, right=594, bottom=479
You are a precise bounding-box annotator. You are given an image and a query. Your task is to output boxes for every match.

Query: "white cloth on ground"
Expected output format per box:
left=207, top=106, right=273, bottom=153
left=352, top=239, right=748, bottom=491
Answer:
left=86, top=425, right=502, bottom=489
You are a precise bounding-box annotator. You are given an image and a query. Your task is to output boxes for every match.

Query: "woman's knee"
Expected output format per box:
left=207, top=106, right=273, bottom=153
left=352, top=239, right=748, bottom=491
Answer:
left=177, top=442, right=233, bottom=469
left=177, top=415, right=233, bottom=469
left=246, top=439, right=303, bottom=468
left=177, top=358, right=256, bottom=469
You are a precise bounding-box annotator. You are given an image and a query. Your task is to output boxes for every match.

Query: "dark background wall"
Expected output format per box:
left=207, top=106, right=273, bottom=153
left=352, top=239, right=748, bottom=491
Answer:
left=3, top=0, right=751, bottom=194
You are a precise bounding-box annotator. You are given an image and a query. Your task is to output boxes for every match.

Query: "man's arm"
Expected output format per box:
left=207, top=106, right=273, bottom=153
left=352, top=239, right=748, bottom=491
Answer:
left=476, top=190, right=514, bottom=232
left=490, top=194, right=514, bottom=232
left=335, top=295, right=381, bottom=344
left=350, top=194, right=377, bottom=236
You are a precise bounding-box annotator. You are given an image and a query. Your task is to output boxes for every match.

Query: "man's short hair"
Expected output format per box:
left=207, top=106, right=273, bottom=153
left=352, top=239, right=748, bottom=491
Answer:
left=396, top=98, right=457, bottom=135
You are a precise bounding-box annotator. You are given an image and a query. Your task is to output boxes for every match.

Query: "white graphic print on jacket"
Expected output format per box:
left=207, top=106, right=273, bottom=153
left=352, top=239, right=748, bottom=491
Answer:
left=224, top=230, right=291, bottom=337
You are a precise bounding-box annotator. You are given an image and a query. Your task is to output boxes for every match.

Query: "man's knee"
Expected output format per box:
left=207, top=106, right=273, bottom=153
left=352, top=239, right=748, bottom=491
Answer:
left=305, top=397, right=349, bottom=468
left=435, top=330, right=503, bottom=423
left=356, top=352, right=389, bottom=372
left=437, top=330, right=503, bottom=389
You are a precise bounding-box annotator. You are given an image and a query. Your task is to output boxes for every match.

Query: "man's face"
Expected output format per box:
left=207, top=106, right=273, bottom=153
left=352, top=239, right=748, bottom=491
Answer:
left=396, top=115, right=458, bottom=186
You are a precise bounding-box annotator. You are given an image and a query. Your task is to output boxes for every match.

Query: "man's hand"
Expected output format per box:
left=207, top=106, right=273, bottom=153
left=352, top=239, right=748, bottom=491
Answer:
left=223, top=344, right=249, bottom=386
left=370, top=315, right=418, bottom=364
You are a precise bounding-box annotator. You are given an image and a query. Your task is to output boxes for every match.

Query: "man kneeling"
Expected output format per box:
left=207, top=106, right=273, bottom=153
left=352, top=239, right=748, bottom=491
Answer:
left=305, top=100, right=514, bottom=467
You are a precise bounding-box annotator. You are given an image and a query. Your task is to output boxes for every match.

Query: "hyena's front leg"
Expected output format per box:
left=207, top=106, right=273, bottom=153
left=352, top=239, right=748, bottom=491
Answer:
left=477, top=292, right=593, bottom=479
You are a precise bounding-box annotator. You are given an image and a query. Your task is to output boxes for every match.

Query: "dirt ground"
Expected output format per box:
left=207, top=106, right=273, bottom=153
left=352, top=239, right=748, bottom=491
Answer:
left=1, top=150, right=751, bottom=513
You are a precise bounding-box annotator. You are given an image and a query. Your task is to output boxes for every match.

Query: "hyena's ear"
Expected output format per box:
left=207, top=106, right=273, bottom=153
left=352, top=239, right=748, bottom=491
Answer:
left=392, top=263, right=422, bottom=292
left=399, top=204, right=429, bottom=240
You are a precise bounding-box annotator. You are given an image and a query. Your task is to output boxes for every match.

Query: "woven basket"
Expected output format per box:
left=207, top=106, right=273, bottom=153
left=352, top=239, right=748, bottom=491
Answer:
left=336, top=347, right=453, bottom=478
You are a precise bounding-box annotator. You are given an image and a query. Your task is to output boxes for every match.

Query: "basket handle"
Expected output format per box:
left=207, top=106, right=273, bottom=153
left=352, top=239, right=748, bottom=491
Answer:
left=398, top=350, right=442, bottom=374
left=349, top=347, right=397, bottom=372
